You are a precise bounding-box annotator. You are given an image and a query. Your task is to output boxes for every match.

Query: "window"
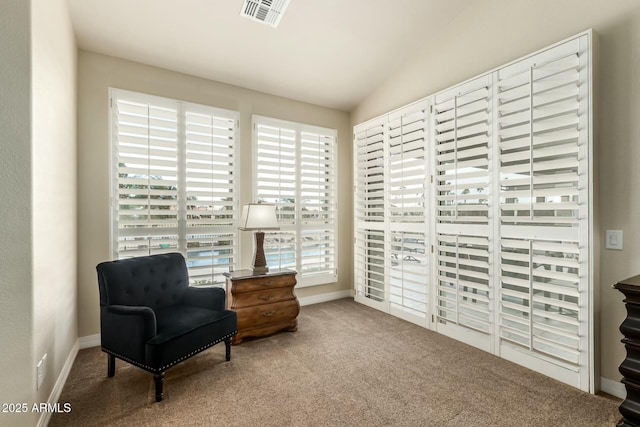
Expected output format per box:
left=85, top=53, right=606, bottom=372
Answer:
left=253, top=115, right=337, bottom=287
left=110, top=89, right=239, bottom=286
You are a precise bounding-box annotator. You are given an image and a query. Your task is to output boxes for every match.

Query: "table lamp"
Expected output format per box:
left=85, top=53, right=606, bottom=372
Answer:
left=239, top=203, right=280, bottom=274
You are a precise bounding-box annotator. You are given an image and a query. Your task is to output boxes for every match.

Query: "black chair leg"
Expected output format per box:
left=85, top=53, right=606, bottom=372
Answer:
left=225, top=337, right=231, bottom=361
left=154, top=372, right=165, bottom=402
left=107, top=354, right=115, bottom=377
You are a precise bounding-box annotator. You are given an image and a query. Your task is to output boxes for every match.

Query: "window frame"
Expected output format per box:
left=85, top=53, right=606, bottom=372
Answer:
left=109, top=88, right=241, bottom=287
left=252, top=114, right=338, bottom=288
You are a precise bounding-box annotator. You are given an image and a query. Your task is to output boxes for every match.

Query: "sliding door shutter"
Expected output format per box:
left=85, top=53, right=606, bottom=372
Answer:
left=496, top=34, right=591, bottom=389
left=387, top=102, right=429, bottom=325
left=354, top=118, right=387, bottom=310
left=432, top=75, right=494, bottom=351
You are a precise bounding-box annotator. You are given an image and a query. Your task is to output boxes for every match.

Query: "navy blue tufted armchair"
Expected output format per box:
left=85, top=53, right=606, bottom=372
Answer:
left=96, top=253, right=237, bottom=402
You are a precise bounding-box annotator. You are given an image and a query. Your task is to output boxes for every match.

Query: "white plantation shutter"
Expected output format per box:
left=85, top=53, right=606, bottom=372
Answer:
left=435, top=234, right=491, bottom=339
left=184, top=105, right=239, bottom=285
left=498, top=38, right=584, bottom=226
left=496, top=35, right=590, bottom=388
left=387, top=103, right=429, bottom=324
left=254, top=115, right=337, bottom=286
left=111, top=89, right=239, bottom=286
left=355, top=118, right=386, bottom=223
left=433, top=75, right=494, bottom=349
left=300, top=131, right=337, bottom=278
left=354, top=118, right=387, bottom=310
left=352, top=31, right=594, bottom=392
left=500, top=238, right=580, bottom=364
left=354, top=229, right=385, bottom=304
left=113, top=93, right=179, bottom=257
left=434, top=75, right=492, bottom=224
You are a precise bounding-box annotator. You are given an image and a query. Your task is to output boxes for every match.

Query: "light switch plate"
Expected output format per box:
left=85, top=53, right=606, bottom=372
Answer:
left=605, top=230, right=623, bottom=250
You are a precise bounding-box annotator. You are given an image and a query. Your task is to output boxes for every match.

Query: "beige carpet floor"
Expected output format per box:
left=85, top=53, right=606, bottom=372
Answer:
left=50, top=298, right=621, bottom=426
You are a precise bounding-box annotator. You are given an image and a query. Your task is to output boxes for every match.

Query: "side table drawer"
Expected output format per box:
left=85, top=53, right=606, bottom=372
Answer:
left=236, top=299, right=299, bottom=330
left=231, top=287, right=294, bottom=309
left=231, top=274, right=295, bottom=293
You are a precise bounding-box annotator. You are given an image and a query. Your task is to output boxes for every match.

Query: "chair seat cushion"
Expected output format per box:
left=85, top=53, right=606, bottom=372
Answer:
left=145, top=305, right=237, bottom=370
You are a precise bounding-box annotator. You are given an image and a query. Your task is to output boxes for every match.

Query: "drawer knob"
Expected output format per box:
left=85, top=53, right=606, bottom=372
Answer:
left=258, top=280, right=273, bottom=286
left=261, top=311, right=276, bottom=317
left=258, top=295, right=274, bottom=301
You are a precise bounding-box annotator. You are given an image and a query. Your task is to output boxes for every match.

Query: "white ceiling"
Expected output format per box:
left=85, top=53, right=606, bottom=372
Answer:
left=69, top=0, right=472, bottom=111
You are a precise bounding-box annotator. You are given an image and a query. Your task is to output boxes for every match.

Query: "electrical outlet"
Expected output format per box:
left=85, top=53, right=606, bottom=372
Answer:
left=36, top=353, right=47, bottom=390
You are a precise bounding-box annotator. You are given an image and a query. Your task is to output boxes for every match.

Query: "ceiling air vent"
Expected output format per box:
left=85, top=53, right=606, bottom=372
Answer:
left=240, top=0, right=290, bottom=28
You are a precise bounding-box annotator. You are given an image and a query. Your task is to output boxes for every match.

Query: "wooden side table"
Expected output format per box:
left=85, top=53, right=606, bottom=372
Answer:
left=223, top=269, right=299, bottom=345
left=614, top=274, right=640, bottom=427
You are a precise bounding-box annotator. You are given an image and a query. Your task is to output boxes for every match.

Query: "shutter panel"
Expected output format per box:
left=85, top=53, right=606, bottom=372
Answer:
left=299, top=131, right=337, bottom=280
left=184, top=106, right=239, bottom=286
left=113, top=94, right=179, bottom=258
left=500, top=238, right=580, bottom=364
left=111, top=89, right=240, bottom=284
left=354, top=229, right=385, bottom=304
left=496, top=35, right=590, bottom=388
left=434, top=76, right=492, bottom=224
left=433, top=75, right=494, bottom=349
left=387, top=102, right=429, bottom=324
left=255, top=116, right=338, bottom=285
left=498, top=38, right=582, bottom=226
left=355, top=118, right=386, bottom=223
left=354, top=118, right=387, bottom=310
left=436, top=234, right=491, bottom=334
left=255, top=121, right=297, bottom=224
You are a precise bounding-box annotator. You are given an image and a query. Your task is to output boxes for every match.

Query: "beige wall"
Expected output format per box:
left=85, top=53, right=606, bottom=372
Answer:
left=0, top=1, right=35, bottom=424
left=0, top=0, right=77, bottom=426
left=31, top=0, right=78, bottom=415
left=351, top=0, right=640, bottom=385
left=77, top=50, right=353, bottom=337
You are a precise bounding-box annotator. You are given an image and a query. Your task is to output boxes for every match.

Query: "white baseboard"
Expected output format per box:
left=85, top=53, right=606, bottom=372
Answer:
left=36, top=339, right=79, bottom=427
left=601, top=376, right=626, bottom=399
left=79, top=333, right=101, bottom=349
left=299, top=290, right=352, bottom=306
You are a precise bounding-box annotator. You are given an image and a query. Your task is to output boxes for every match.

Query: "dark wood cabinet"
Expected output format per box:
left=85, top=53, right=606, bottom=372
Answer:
left=224, top=269, right=299, bottom=345
left=614, top=275, right=640, bottom=427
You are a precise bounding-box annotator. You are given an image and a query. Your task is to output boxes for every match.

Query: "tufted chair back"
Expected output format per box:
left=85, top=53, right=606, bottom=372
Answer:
left=97, top=253, right=189, bottom=311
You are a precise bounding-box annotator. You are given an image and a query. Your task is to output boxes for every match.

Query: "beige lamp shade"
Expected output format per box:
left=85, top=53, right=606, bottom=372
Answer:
left=238, top=203, right=280, bottom=231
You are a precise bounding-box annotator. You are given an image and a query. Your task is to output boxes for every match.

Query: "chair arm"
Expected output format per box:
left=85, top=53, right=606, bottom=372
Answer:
left=100, top=305, right=157, bottom=363
left=181, top=287, right=226, bottom=311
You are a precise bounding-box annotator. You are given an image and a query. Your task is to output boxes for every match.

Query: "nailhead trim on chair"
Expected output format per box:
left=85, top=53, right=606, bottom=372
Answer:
left=102, top=330, right=238, bottom=374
